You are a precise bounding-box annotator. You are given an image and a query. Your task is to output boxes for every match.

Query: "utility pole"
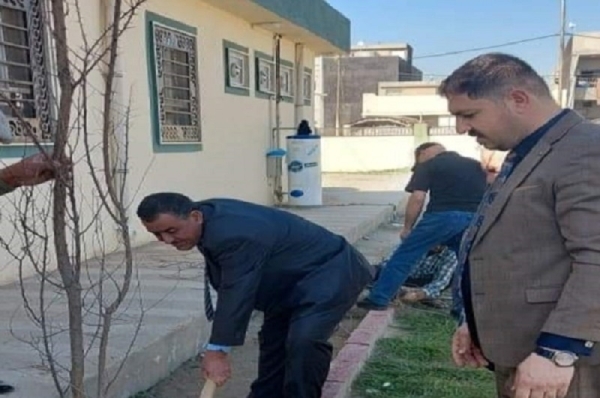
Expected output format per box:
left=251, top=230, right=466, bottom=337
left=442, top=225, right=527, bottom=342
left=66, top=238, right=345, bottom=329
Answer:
left=557, top=0, right=567, bottom=106
left=335, top=55, right=341, bottom=136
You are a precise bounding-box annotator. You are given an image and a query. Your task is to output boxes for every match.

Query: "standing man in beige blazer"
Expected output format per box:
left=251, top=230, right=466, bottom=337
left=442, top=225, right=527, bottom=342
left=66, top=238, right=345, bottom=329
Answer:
left=440, top=52, right=600, bottom=398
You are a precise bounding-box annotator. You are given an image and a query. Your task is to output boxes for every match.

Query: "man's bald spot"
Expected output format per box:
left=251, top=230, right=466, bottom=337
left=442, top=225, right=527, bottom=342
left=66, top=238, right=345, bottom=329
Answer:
left=418, top=143, right=446, bottom=163
left=427, top=143, right=445, bottom=155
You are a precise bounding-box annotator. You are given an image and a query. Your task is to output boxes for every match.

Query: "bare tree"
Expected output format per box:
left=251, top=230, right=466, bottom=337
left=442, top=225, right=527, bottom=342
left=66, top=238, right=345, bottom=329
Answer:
left=0, top=0, right=150, bottom=397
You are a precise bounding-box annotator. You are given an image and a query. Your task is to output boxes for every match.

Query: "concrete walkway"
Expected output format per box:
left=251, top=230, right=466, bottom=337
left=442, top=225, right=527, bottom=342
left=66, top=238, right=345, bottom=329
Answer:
left=0, top=173, right=407, bottom=398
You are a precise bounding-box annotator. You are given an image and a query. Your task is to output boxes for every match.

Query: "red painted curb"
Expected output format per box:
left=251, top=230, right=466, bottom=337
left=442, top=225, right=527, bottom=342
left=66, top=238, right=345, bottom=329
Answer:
left=321, top=308, right=395, bottom=398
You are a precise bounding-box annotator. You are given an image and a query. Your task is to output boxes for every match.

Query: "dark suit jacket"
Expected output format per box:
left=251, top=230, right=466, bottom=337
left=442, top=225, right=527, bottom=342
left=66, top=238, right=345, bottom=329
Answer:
left=469, top=110, right=600, bottom=366
left=195, top=198, right=374, bottom=346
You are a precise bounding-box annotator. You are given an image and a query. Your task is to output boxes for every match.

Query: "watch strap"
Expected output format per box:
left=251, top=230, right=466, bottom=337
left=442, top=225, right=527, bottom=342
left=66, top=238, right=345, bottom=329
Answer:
left=534, top=346, right=555, bottom=360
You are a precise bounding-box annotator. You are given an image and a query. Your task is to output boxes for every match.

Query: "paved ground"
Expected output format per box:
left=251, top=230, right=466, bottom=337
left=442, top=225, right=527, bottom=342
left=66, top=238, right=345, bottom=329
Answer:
left=0, top=172, right=408, bottom=398
left=322, top=172, right=410, bottom=207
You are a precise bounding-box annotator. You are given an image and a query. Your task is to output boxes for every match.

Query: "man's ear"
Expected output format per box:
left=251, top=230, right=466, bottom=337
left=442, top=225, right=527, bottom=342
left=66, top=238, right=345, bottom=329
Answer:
left=506, top=88, right=531, bottom=115
left=190, top=209, right=203, bottom=224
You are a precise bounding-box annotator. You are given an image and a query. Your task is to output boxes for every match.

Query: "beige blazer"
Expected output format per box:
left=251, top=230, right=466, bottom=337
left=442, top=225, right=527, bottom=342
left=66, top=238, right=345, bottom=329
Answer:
left=468, top=110, right=600, bottom=367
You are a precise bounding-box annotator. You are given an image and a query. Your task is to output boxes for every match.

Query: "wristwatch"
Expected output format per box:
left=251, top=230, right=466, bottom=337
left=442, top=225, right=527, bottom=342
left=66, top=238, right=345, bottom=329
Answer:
left=203, top=343, right=231, bottom=354
left=534, top=347, right=578, bottom=367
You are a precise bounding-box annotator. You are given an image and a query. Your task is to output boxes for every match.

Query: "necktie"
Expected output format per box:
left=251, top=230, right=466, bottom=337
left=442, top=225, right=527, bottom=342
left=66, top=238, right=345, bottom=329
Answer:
left=204, top=269, right=215, bottom=322
left=457, top=151, right=518, bottom=267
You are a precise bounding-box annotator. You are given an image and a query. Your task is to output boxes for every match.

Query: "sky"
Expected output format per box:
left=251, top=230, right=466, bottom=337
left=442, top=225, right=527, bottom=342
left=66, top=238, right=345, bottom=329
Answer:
left=326, top=0, right=600, bottom=79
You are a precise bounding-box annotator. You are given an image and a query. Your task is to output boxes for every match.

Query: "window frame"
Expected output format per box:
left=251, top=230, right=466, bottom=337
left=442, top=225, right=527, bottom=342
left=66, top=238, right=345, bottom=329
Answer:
left=0, top=0, right=54, bottom=149
left=303, top=67, right=312, bottom=105
left=279, top=63, right=294, bottom=99
left=223, top=40, right=250, bottom=95
left=255, top=51, right=275, bottom=98
left=145, top=12, right=202, bottom=151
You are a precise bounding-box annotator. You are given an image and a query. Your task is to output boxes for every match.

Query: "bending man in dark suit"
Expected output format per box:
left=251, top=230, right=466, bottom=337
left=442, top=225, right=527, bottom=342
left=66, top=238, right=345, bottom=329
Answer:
left=136, top=193, right=374, bottom=398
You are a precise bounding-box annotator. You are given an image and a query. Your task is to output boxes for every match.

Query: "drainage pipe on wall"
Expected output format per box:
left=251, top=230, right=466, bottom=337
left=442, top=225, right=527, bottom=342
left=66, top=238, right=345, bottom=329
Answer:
left=272, top=33, right=284, bottom=204
left=294, top=43, right=304, bottom=126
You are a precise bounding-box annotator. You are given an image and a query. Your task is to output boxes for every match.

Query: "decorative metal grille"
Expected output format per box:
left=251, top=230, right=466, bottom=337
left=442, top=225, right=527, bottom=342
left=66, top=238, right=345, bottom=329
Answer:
left=152, top=22, right=201, bottom=143
left=226, top=48, right=248, bottom=89
left=303, top=70, right=312, bottom=102
left=429, top=126, right=458, bottom=136
left=280, top=64, right=293, bottom=97
left=257, top=58, right=274, bottom=94
left=319, top=126, right=414, bottom=137
left=0, top=0, right=52, bottom=143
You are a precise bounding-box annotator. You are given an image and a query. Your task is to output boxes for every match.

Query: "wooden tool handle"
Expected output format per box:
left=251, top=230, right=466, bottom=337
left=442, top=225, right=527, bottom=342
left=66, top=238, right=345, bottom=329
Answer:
left=200, top=378, right=217, bottom=398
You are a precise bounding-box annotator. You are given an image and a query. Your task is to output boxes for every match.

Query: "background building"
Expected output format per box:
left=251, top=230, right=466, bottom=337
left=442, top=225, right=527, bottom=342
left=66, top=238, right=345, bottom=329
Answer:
left=314, top=42, right=423, bottom=134
left=559, top=31, right=600, bottom=120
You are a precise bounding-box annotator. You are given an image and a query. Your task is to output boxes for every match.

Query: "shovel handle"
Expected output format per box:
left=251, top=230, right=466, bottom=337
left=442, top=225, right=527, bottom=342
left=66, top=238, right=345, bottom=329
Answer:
left=200, top=378, right=217, bottom=398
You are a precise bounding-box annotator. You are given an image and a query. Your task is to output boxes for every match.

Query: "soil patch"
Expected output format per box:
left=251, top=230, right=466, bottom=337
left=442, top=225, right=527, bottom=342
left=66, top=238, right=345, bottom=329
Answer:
left=131, top=307, right=368, bottom=398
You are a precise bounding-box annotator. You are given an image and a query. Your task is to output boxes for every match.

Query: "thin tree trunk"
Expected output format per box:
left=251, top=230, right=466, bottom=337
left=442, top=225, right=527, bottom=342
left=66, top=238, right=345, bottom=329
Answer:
left=49, top=1, right=84, bottom=397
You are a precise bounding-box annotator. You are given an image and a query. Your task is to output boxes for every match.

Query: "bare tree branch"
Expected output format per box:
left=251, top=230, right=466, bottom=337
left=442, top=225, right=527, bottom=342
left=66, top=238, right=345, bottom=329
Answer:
left=0, top=1, right=152, bottom=397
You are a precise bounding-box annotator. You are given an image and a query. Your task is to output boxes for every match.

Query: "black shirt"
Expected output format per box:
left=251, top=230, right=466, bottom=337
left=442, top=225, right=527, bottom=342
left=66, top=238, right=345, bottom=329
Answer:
left=405, top=151, right=487, bottom=213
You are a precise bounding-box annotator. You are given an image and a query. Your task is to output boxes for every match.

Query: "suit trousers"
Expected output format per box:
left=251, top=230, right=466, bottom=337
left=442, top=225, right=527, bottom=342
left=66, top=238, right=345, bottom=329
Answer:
left=247, top=250, right=372, bottom=398
left=495, top=364, right=600, bottom=398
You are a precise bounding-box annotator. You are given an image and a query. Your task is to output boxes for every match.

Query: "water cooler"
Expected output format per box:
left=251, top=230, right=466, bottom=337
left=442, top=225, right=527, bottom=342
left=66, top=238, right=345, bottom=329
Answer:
left=286, top=133, right=322, bottom=206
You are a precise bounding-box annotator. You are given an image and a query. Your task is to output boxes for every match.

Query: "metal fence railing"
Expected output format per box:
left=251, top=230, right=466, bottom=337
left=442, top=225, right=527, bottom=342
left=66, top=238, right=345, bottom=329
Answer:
left=576, top=73, right=600, bottom=88
left=319, top=126, right=414, bottom=137
left=429, top=126, right=457, bottom=136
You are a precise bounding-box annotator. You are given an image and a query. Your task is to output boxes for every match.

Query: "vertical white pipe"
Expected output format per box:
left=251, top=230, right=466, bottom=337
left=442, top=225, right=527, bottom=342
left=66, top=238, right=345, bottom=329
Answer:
left=294, top=43, right=304, bottom=126
left=273, top=34, right=283, bottom=203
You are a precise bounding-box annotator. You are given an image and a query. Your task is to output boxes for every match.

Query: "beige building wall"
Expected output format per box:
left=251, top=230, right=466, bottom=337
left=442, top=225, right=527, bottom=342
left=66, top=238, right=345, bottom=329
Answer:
left=0, top=0, right=110, bottom=284
left=122, top=0, right=315, bottom=241
left=0, top=0, right=317, bottom=283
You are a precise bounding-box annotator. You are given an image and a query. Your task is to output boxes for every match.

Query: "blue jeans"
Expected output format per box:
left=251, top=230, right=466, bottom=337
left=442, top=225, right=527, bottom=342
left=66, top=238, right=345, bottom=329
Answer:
left=368, top=211, right=474, bottom=308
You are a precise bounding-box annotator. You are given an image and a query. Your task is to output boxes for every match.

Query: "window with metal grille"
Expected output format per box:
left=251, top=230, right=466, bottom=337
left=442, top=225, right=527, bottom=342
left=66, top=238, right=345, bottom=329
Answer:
left=0, top=0, right=51, bottom=143
left=150, top=22, right=201, bottom=144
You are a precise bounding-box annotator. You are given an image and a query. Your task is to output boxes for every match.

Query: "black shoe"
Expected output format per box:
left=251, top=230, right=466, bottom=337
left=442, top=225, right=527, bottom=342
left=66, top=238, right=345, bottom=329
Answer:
left=356, top=298, right=388, bottom=311
left=0, top=382, right=14, bottom=394
left=366, top=264, right=382, bottom=289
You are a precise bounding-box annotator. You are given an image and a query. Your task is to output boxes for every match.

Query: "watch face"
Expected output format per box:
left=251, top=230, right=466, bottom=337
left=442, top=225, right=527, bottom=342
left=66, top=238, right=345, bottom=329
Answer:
left=554, top=352, right=577, bottom=367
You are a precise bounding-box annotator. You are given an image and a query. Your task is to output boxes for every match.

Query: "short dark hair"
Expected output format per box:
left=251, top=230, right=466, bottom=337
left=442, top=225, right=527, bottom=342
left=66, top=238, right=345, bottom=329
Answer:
left=438, top=52, right=551, bottom=100
left=136, top=192, right=195, bottom=222
left=412, top=142, right=442, bottom=171
left=414, top=142, right=441, bottom=158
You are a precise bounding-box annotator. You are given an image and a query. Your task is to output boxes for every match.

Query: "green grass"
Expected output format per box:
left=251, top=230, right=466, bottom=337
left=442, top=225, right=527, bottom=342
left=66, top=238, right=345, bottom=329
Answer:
left=352, top=307, right=496, bottom=398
